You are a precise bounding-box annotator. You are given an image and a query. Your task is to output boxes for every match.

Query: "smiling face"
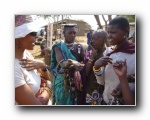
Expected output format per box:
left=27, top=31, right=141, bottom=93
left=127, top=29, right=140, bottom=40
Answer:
left=64, top=27, right=76, bottom=43
left=18, top=32, right=37, bottom=50
left=107, top=25, right=127, bottom=46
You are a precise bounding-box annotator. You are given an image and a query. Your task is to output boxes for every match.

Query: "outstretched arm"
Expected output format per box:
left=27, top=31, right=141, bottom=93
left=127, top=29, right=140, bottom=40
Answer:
left=54, top=46, right=84, bottom=69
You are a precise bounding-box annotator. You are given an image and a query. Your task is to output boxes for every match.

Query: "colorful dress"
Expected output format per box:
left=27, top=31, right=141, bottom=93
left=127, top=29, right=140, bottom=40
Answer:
left=50, top=41, right=79, bottom=105
left=81, top=50, right=104, bottom=105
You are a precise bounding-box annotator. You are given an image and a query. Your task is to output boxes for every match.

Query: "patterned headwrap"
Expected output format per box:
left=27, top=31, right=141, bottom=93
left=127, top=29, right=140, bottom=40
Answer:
left=15, top=15, right=33, bottom=27
left=15, top=15, right=40, bottom=39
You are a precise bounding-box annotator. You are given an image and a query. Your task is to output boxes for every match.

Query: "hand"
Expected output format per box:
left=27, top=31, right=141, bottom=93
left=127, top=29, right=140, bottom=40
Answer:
left=111, top=88, right=122, bottom=98
left=36, top=97, right=46, bottom=105
left=67, top=59, right=85, bottom=71
left=68, top=59, right=84, bottom=67
left=94, top=56, right=112, bottom=69
left=19, top=58, right=46, bottom=71
left=89, top=42, right=97, bottom=59
left=113, top=59, right=127, bottom=80
left=35, top=87, right=50, bottom=105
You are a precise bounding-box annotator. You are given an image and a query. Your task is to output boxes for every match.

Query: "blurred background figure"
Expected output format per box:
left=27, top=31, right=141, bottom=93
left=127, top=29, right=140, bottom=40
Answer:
left=86, top=29, right=93, bottom=51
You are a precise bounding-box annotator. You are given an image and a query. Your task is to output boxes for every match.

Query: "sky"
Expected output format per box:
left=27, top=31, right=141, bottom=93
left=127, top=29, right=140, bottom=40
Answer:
left=71, top=15, right=99, bottom=30
left=71, top=15, right=116, bottom=30
left=33, top=15, right=116, bottom=30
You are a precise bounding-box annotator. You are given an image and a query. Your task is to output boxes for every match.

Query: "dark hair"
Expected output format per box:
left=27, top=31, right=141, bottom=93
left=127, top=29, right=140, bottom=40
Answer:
left=109, top=16, right=129, bottom=30
left=29, top=32, right=37, bottom=37
left=63, top=24, right=76, bottom=34
left=93, top=30, right=108, bottom=41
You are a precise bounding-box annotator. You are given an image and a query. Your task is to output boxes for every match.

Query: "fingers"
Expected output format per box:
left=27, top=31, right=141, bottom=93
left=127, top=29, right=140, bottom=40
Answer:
left=19, top=58, right=35, bottom=70
left=113, top=60, right=126, bottom=67
left=19, top=60, right=35, bottom=71
left=79, top=63, right=85, bottom=67
left=68, top=59, right=84, bottom=67
left=19, top=58, right=32, bottom=65
left=26, top=66, right=35, bottom=71
left=111, top=89, right=121, bottom=97
left=99, top=57, right=113, bottom=65
left=89, top=43, right=94, bottom=50
left=21, top=65, right=35, bottom=71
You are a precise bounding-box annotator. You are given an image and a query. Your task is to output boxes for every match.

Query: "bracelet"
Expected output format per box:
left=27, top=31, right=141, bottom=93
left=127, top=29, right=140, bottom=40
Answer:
left=59, top=59, right=68, bottom=67
left=93, top=66, right=101, bottom=72
left=56, top=60, right=66, bottom=74
left=59, top=59, right=65, bottom=64
left=94, top=68, right=104, bottom=76
left=88, top=61, right=93, bottom=64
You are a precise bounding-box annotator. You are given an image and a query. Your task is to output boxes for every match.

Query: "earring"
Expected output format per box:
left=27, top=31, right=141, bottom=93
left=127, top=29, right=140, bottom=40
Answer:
left=124, top=35, right=126, bottom=39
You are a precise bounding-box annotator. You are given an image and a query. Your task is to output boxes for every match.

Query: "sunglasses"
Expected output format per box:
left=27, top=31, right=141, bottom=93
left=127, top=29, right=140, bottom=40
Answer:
left=29, top=32, right=37, bottom=37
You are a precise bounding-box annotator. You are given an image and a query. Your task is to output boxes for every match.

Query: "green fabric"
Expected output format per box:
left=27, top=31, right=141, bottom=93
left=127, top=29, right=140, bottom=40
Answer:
left=50, top=41, right=77, bottom=105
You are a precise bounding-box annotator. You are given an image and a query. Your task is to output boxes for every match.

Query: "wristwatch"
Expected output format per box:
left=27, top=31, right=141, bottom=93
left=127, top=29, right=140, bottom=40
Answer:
left=42, top=65, right=49, bottom=72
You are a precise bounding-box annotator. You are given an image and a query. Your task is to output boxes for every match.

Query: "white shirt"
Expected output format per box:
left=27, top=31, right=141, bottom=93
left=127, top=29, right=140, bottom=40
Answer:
left=15, top=50, right=41, bottom=104
left=95, top=47, right=135, bottom=104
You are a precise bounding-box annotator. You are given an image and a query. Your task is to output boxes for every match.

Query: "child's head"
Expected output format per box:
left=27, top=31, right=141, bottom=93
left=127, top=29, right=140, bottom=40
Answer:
left=107, top=16, right=129, bottom=46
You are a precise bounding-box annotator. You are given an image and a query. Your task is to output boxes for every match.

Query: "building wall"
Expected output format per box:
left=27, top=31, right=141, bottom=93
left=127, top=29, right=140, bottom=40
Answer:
left=60, top=19, right=86, bottom=36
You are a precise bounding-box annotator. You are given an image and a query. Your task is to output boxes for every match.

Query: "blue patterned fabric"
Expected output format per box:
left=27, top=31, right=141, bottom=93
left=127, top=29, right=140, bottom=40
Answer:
left=50, top=41, right=77, bottom=105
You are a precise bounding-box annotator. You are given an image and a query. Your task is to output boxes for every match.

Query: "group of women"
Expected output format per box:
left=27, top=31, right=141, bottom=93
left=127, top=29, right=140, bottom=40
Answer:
left=15, top=15, right=135, bottom=105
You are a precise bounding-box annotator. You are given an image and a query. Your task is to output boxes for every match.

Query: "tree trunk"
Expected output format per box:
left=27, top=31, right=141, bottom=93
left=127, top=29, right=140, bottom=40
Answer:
left=94, top=15, right=103, bottom=29
left=108, top=15, right=112, bottom=22
left=102, top=15, right=108, bottom=30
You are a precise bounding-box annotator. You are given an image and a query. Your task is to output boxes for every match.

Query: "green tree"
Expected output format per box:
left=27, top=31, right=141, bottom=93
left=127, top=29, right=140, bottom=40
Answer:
left=117, top=15, right=135, bottom=22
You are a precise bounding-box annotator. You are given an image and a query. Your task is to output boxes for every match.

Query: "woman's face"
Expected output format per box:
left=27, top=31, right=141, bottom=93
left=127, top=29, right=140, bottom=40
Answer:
left=20, top=32, right=37, bottom=50
left=91, top=33, right=104, bottom=50
left=107, top=25, right=126, bottom=46
left=64, top=27, right=76, bottom=43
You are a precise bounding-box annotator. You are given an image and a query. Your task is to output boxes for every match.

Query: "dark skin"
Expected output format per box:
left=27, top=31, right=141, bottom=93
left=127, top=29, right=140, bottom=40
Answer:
left=54, top=27, right=84, bottom=69
left=112, top=59, right=135, bottom=105
left=94, top=24, right=129, bottom=69
left=94, top=24, right=134, bottom=104
left=107, top=24, right=129, bottom=48
left=86, top=32, right=106, bottom=76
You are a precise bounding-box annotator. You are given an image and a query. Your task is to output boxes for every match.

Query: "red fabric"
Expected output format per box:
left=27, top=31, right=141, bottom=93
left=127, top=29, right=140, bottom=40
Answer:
left=74, top=71, right=83, bottom=91
left=41, top=49, right=46, bottom=55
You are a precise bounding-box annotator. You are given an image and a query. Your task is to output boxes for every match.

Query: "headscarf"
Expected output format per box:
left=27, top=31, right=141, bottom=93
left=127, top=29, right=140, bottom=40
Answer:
left=15, top=15, right=40, bottom=39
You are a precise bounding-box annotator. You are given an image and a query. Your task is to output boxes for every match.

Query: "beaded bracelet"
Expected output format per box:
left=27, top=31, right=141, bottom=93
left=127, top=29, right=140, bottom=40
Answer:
left=93, top=66, right=101, bottom=72
left=56, top=59, right=65, bottom=74
left=94, top=68, right=104, bottom=76
left=88, top=61, right=93, bottom=64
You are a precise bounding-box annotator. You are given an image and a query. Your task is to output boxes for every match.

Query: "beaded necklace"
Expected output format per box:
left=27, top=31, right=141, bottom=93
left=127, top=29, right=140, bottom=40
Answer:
left=65, top=42, right=75, bottom=50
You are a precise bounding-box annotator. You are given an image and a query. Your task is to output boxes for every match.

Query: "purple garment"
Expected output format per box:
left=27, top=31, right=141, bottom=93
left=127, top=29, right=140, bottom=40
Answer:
left=107, top=41, right=135, bottom=56
left=80, top=51, right=91, bottom=104
left=80, top=50, right=98, bottom=105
